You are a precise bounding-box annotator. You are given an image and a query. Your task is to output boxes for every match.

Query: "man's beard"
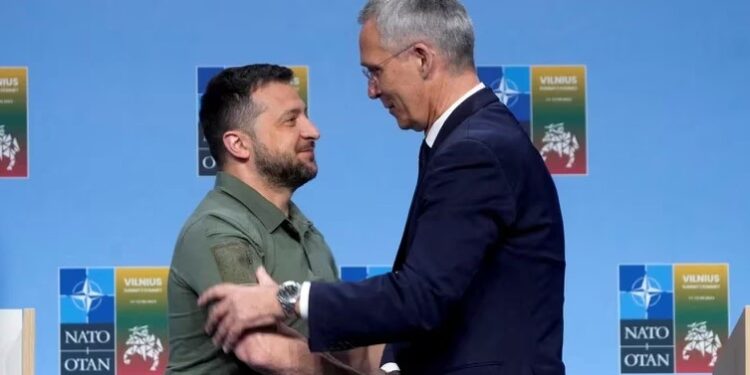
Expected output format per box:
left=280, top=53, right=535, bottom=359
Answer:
left=252, top=138, right=317, bottom=191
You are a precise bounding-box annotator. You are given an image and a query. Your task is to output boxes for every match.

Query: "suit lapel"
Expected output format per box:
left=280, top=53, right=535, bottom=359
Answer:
left=431, top=87, right=498, bottom=152
left=393, top=88, right=500, bottom=269
left=394, top=141, right=428, bottom=269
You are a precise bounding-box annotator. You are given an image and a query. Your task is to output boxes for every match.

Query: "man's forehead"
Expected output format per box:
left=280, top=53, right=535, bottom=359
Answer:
left=359, top=27, right=387, bottom=65
left=257, top=91, right=306, bottom=118
left=254, top=82, right=300, bottom=103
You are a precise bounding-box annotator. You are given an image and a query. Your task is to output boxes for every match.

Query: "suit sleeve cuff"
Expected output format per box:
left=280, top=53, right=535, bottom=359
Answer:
left=299, top=281, right=311, bottom=319
left=380, top=362, right=401, bottom=373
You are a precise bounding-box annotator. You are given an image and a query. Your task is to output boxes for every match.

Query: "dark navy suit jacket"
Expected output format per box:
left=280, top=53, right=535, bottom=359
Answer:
left=308, top=88, right=566, bottom=375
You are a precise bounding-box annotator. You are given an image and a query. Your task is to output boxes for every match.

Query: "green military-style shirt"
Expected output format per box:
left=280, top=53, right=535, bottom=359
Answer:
left=167, top=172, right=338, bottom=374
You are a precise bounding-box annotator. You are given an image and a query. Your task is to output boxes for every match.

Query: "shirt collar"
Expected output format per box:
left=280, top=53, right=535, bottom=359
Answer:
left=424, top=83, right=485, bottom=148
left=287, top=201, right=313, bottom=236
left=215, top=172, right=291, bottom=232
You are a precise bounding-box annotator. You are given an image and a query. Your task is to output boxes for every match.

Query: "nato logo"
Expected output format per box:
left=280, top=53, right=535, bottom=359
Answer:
left=477, top=66, right=531, bottom=136
left=60, top=268, right=116, bottom=374
left=620, top=265, right=673, bottom=320
left=60, top=268, right=115, bottom=324
left=619, top=265, right=675, bottom=374
left=340, top=266, right=391, bottom=282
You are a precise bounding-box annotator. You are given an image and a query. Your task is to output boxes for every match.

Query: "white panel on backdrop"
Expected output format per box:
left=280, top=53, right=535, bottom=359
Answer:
left=0, top=309, right=23, bottom=375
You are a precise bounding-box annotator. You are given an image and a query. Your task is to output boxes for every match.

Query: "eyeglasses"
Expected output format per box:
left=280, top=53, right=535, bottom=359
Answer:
left=361, top=44, right=415, bottom=85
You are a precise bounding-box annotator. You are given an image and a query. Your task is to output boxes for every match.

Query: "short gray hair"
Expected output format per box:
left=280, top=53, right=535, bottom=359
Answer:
left=358, top=0, right=475, bottom=71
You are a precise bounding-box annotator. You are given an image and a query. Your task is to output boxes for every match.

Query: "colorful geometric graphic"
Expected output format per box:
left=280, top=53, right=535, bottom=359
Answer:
left=618, top=264, right=728, bottom=374
left=478, top=65, right=587, bottom=175
left=115, top=268, right=168, bottom=374
left=340, top=265, right=391, bottom=282
left=196, top=65, right=310, bottom=176
left=673, top=264, right=728, bottom=373
left=60, top=267, right=168, bottom=375
left=0, top=67, right=28, bottom=178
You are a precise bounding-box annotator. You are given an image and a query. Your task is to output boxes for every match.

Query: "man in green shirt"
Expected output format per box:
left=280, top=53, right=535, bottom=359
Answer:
left=167, top=64, right=370, bottom=374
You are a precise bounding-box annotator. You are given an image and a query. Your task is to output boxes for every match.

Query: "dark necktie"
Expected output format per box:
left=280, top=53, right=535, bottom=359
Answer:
left=418, top=140, right=429, bottom=181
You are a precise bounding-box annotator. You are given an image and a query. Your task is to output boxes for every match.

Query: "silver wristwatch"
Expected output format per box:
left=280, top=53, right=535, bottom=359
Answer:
left=277, top=281, right=301, bottom=318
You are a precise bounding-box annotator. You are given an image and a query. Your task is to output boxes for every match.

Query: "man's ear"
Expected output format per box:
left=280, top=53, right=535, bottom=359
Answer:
left=223, top=130, right=252, bottom=161
left=412, top=42, right=436, bottom=80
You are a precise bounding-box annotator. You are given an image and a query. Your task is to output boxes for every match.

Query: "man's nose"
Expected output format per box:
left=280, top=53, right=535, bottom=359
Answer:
left=367, top=80, right=381, bottom=99
left=300, top=115, right=320, bottom=140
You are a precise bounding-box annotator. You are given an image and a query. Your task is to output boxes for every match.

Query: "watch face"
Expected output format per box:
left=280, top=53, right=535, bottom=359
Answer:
left=278, top=282, right=300, bottom=317
left=280, top=281, right=300, bottom=300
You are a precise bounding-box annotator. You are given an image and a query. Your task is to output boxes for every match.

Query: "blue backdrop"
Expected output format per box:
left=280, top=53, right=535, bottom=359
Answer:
left=1, top=1, right=749, bottom=374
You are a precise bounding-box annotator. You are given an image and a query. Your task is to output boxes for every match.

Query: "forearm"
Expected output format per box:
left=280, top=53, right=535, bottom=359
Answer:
left=330, top=345, right=385, bottom=374
left=254, top=351, right=364, bottom=375
left=233, top=328, right=366, bottom=375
